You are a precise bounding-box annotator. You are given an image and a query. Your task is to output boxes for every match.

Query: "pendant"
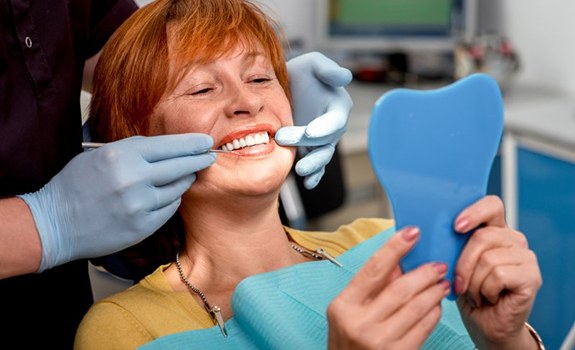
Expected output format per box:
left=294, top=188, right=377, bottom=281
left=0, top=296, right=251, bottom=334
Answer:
left=209, top=305, right=227, bottom=337
left=316, top=248, right=343, bottom=267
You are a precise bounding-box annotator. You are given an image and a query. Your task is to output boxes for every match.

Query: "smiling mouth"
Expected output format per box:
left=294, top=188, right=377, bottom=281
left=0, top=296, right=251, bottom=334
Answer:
left=218, top=131, right=270, bottom=152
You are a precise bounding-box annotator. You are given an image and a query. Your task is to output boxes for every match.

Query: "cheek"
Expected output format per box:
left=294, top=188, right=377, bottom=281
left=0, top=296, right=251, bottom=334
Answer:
left=271, top=92, right=293, bottom=127
left=286, top=146, right=296, bottom=167
left=149, top=107, right=212, bottom=135
left=270, top=145, right=296, bottom=183
left=283, top=108, right=294, bottom=127
left=147, top=105, right=176, bottom=135
left=147, top=114, right=168, bottom=135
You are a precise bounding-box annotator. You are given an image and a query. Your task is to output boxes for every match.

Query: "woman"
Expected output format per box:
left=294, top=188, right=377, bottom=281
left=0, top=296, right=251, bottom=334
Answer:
left=75, top=0, right=543, bottom=349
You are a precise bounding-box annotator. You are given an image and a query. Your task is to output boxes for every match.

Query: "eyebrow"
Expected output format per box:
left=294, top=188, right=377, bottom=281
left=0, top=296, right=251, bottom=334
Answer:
left=240, top=50, right=267, bottom=64
left=181, top=49, right=266, bottom=69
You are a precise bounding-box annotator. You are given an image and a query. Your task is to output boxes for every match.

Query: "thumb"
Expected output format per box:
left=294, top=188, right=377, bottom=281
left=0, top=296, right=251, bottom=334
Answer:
left=309, top=53, right=353, bottom=87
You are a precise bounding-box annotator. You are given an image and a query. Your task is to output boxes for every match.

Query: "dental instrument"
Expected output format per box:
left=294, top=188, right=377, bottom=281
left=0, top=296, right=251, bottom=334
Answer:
left=82, top=142, right=237, bottom=154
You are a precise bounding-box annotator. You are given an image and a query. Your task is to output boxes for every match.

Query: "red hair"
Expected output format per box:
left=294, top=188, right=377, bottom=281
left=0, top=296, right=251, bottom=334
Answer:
left=90, top=0, right=290, bottom=142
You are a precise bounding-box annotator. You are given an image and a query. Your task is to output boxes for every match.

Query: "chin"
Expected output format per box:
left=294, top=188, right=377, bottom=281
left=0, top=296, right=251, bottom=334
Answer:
left=233, top=164, right=290, bottom=194
left=192, top=147, right=294, bottom=197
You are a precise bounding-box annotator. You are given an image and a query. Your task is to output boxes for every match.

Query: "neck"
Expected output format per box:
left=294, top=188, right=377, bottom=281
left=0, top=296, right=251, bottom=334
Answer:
left=166, top=193, right=308, bottom=321
left=173, top=193, right=304, bottom=290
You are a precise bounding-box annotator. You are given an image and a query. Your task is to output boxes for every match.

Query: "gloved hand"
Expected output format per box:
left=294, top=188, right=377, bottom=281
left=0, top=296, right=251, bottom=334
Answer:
left=19, top=134, right=216, bottom=272
left=275, top=52, right=353, bottom=189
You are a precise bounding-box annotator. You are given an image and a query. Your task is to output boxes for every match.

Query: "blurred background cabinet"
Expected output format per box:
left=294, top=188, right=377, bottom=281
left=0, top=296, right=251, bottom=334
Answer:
left=501, top=86, right=575, bottom=350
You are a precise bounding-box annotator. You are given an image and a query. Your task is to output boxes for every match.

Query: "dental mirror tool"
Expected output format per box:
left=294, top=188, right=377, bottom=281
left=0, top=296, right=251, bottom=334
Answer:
left=81, top=142, right=238, bottom=154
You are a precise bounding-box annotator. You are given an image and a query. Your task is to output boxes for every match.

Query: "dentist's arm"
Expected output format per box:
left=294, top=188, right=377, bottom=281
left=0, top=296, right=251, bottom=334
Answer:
left=1, top=134, right=215, bottom=279
left=0, top=198, right=43, bottom=278
left=275, top=52, right=353, bottom=189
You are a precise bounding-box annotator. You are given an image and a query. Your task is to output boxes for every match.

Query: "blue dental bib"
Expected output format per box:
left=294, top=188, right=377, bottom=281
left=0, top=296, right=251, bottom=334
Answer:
left=140, top=228, right=472, bottom=349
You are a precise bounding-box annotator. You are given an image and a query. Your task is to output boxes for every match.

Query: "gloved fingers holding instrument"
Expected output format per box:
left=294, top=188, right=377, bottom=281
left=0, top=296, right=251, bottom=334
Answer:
left=275, top=52, right=353, bottom=190
left=18, top=133, right=216, bottom=272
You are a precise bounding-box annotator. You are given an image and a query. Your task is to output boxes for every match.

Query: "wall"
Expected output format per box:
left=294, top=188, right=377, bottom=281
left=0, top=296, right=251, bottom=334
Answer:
left=485, top=0, right=575, bottom=98
left=255, top=0, right=317, bottom=53
left=258, top=0, right=575, bottom=100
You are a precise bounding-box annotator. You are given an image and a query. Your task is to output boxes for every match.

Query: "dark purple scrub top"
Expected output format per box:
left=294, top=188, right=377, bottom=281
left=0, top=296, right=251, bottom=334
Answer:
left=0, top=1, right=137, bottom=348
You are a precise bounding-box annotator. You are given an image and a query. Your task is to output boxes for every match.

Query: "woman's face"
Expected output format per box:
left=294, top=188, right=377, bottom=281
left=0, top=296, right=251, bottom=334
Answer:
left=149, top=43, right=295, bottom=199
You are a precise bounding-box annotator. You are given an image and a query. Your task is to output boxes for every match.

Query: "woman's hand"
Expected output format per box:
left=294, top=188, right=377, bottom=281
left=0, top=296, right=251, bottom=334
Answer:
left=453, top=195, right=542, bottom=349
left=327, top=226, right=451, bottom=350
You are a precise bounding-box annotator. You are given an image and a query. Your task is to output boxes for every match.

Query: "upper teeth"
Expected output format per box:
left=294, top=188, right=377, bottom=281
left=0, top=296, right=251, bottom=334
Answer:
left=220, top=132, right=270, bottom=152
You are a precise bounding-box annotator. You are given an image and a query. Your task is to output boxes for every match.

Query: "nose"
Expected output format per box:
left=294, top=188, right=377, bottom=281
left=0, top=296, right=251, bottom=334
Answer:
left=224, top=83, right=264, bottom=118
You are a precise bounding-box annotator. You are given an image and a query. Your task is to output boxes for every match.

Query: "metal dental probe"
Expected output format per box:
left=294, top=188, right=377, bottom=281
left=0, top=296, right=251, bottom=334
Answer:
left=81, top=142, right=238, bottom=154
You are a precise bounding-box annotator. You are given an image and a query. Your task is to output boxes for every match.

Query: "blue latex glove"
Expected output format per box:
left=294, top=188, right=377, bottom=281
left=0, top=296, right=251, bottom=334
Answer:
left=19, top=134, right=216, bottom=272
left=275, top=52, right=353, bottom=189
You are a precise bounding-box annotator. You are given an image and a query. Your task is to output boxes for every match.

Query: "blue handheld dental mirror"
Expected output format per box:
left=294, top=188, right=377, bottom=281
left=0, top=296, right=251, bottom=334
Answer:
left=368, top=73, right=504, bottom=299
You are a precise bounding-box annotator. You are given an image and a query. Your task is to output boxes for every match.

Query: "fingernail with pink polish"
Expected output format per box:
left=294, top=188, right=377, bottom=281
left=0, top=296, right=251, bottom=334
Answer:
left=440, top=280, right=451, bottom=293
left=454, top=275, right=464, bottom=296
left=401, top=227, right=420, bottom=242
left=455, top=218, right=469, bottom=232
left=433, top=263, right=448, bottom=278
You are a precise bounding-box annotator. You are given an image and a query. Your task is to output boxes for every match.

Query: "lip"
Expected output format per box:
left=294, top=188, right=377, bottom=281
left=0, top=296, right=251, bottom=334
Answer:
left=216, top=123, right=276, bottom=149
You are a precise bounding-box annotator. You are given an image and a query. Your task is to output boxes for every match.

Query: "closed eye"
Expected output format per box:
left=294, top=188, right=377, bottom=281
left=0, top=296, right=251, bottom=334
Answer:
left=190, top=87, right=213, bottom=96
left=249, top=76, right=274, bottom=85
left=253, top=77, right=271, bottom=83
